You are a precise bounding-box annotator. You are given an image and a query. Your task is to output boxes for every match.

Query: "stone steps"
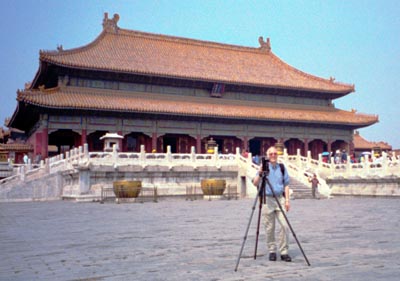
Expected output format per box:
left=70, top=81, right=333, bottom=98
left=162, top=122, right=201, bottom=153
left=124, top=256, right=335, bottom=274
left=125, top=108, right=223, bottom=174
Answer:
left=290, top=177, right=314, bottom=199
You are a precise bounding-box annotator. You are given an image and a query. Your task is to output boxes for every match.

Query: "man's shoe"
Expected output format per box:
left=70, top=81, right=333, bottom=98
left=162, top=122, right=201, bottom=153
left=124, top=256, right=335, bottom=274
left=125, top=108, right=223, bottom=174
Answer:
left=269, top=253, right=277, bottom=261
left=281, top=254, right=292, bottom=262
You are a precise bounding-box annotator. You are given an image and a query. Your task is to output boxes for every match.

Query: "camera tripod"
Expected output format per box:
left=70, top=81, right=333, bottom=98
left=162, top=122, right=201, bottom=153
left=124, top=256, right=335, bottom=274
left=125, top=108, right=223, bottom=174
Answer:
left=234, top=170, right=310, bottom=272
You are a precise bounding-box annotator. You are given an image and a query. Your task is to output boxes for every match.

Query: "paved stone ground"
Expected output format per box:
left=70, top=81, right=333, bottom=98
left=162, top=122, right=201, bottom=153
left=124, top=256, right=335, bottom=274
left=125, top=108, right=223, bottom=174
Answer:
left=0, top=197, right=399, bottom=281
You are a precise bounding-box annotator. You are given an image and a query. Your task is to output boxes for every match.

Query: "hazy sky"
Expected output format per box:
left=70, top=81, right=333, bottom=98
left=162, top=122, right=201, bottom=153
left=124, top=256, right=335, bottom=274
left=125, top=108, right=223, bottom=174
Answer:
left=1, top=0, right=399, bottom=148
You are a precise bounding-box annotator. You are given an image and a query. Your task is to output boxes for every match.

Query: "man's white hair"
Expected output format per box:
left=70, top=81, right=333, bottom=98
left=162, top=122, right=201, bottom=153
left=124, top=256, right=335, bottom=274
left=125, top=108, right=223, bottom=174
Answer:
left=266, top=146, right=277, bottom=155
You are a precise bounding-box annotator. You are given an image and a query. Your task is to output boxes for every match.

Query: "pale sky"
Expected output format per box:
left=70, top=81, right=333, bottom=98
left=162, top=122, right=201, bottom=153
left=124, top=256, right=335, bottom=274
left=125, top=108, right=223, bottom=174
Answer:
left=1, top=0, right=399, bottom=148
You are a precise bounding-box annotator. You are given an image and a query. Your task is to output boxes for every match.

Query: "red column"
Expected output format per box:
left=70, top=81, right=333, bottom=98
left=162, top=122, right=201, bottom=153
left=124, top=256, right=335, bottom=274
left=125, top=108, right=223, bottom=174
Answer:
left=152, top=133, right=157, bottom=152
left=349, top=141, right=354, bottom=156
left=34, top=131, right=41, bottom=156
left=42, top=128, right=48, bottom=158
left=117, top=131, right=123, bottom=151
left=327, top=140, right=332, bottom=153
left=81, top=129, right=87, bottom=146
left=304, top=138, right=309, bottom=156
left=242, top=137, right=248, bottom=153
left=196, top=135, right=202, bottom=154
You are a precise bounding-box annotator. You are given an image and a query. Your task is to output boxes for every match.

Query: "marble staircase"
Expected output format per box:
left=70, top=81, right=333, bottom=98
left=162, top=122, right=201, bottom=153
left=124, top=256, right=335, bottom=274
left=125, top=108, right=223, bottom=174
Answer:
left=290, top=177, right=315, bottom=199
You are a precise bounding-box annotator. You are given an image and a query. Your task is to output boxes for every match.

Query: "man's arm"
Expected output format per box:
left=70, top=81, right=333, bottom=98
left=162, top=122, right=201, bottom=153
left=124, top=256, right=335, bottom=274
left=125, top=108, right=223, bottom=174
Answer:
left=284, top=185, right=290, bottom=212
left=252, top=168, right=263, bottom=187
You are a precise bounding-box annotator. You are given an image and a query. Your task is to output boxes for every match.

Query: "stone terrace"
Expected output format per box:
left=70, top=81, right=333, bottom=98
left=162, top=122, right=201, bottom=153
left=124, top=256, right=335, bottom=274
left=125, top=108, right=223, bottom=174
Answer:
left=0, top=197, right=399, bottom=281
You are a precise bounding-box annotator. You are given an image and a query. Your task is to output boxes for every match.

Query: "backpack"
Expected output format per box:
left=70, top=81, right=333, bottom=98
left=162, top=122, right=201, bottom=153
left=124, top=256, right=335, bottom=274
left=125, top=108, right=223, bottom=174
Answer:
left=278, top=163, right=285, bottom=180
left=279, top=163, right=286, bottom=196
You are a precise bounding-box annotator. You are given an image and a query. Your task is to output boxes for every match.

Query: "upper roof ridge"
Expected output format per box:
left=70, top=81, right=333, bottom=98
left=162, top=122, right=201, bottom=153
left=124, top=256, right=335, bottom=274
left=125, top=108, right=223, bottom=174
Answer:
left=117, top=26, right=267, bottom=55
left=39, top=12, right=266, bottom=58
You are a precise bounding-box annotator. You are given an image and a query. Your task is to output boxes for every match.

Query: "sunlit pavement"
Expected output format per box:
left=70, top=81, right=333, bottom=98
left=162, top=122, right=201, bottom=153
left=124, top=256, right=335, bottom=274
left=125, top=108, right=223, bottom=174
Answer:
left=0, top=197, right=399, bottom=281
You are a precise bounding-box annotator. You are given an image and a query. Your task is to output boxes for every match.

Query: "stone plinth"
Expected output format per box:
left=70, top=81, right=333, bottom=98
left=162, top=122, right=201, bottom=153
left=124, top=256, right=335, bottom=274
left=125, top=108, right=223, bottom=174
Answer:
left=327, top=176, right=400, bottom=197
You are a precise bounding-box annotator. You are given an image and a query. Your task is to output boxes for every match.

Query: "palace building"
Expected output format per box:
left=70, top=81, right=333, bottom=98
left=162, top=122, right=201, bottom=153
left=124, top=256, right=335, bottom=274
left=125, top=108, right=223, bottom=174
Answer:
left=7, top=13, right=378, bottom=160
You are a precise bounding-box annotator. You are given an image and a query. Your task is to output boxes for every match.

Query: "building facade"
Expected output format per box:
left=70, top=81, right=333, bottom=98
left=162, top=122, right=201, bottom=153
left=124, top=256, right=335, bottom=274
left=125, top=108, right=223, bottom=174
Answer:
left=8, top=13, right=378, bottom=160
left=353, top=131, right=392, bottom=158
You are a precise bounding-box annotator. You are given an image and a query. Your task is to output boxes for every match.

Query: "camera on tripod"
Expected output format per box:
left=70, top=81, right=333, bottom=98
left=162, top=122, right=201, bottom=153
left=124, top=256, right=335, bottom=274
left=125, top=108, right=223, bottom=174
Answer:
left=261, top=157, right=270, bottom=173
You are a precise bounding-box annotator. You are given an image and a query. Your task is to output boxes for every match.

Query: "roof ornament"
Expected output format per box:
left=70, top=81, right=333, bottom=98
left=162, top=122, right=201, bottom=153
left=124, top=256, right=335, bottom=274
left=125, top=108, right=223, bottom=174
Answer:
left=102, top=12, right=120, bottom=34
left=57, top=44, right=63, bottom=52
left=24, top=82, right=32, bottom=90
left=329, top=76, right=335, bottom=82
left=258, top=36, right=271, bottom=52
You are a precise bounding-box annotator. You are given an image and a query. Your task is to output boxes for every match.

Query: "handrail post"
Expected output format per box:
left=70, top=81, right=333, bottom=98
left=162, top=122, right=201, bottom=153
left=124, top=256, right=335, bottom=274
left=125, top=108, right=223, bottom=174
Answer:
left=84, top=143, right=89, bottom=158
left=382, top=151, right=388, bottom=174
left=140, top=145, right=146, bottom=162
left=306, top=150, right=312, bottom=170
left=191, top=146, right=196, bottom=163
left=167, top=145, right=172, bottom=162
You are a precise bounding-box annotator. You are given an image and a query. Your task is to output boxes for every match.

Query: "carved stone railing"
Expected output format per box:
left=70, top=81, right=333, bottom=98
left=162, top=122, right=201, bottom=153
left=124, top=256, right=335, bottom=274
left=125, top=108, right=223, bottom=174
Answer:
left=1, top=144, right=399, bottom=199
left=0, top=144, right=242, bottom=186
left=281, top=149, right=400, bottom=197
left=283, top=149, right=400, bottom=179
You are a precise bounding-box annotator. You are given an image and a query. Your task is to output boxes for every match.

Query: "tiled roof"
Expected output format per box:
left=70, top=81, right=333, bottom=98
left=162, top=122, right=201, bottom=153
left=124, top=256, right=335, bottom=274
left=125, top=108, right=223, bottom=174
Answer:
left=353, top=132, right=391, bottom=150
left=17, top=86, right=378, bottom=127
left=0, top=143, right=33, bottom=152
left=38, top=14, right=354, bottom=94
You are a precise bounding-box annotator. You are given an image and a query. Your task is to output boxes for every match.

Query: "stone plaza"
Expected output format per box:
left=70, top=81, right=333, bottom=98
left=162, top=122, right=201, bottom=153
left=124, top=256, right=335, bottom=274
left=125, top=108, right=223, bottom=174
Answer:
left=0, top=197, right=399, bottom=281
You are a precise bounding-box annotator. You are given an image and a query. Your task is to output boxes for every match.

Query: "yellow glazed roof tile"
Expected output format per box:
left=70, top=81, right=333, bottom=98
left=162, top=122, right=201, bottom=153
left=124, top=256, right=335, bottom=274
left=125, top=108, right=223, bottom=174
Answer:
left=39, top=15, right=354, bottom=94
left=17, top=87, right=377, bottom=127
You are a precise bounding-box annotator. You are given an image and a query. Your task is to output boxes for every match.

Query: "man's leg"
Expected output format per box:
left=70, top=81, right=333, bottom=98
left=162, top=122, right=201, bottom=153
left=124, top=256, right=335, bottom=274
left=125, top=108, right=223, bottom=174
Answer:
left=276, top=197, right=290, bottom=258
left=262, top=198, right=277, bottom=254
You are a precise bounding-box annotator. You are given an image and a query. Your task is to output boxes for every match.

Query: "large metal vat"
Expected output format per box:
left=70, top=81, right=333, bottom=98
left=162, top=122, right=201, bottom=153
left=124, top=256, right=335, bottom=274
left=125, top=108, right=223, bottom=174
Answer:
left=200, top=179, right=226, bottom=195
left=113, top=180, right=142, bottom=198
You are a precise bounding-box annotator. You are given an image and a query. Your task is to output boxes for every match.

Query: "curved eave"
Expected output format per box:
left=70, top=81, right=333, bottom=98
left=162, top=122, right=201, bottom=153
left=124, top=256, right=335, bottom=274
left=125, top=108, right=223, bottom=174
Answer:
left=24, top=104, right=379, bottom=128
left=16, top=87, right=378, bottom=128
left=7, top=102, right=22, bottom=128
left=7, top=100, right=40, bottom=131
left=31, top=60, right=44, bottom=90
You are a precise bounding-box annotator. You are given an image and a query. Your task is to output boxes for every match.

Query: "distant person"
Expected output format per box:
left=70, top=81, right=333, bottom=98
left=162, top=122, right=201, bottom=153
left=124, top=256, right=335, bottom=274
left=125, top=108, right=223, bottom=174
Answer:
left=308, top=174, right=320, bottom=199
left=253, top=154, right=260, bottom=165
left=35, top=153, right=42, bottom=164
left=334, top=150, right=341, bottom=164
left=350, top=153, right=356, bottom=163
left=23, top=153, right=28, bottom=164
left=341, top=150, right=347, bottom=163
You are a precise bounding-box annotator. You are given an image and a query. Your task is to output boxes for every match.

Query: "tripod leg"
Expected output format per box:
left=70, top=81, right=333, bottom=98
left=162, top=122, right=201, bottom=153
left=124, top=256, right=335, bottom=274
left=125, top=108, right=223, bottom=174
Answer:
left=265, top=179, right=311, bottom=266
left=254, top=197, right=262, bottom=259
left=234, top=190, right=260, bottom=272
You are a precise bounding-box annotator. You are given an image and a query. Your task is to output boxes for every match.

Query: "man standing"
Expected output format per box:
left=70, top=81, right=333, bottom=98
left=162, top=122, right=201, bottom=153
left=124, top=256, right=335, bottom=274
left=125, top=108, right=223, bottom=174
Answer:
left=252, top=146, right=291, bottom=262
left=308, top=174, right=320, bottom=199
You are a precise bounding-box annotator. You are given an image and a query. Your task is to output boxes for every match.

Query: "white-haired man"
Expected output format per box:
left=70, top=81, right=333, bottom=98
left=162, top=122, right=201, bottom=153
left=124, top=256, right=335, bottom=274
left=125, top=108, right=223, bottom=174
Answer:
left=252, top=146, right=291, bottom=262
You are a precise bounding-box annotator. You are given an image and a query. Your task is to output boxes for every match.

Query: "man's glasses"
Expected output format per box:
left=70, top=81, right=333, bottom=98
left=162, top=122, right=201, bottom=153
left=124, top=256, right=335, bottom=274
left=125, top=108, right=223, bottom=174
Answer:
left=268, top=152, right=278, bottom=156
